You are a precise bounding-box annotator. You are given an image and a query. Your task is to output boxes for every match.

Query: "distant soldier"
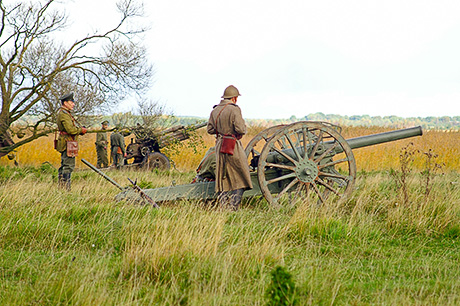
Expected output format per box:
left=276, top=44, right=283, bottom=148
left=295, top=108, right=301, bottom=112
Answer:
left=55, top=92, right=87, bottom=190
left=110, top=131, right=126, bottom=169
left=95, top=120, right=109, bottom=168
left=207, top=85, right=252, bottom=210
left=192, top=146, right=216, bottom=183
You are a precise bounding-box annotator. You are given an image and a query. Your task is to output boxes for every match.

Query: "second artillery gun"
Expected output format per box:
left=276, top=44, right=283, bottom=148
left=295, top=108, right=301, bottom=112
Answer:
left=123, top=122, right=206, bottom=170
left=115, top=121, right=423, bottom=206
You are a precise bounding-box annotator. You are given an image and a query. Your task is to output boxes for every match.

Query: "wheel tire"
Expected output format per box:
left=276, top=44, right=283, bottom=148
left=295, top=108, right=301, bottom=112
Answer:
left=144, top=152, right=171, bottom=171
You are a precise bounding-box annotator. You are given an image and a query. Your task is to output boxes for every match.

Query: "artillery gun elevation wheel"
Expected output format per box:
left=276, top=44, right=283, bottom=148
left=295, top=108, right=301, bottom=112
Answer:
left=143, top=152, right=171, bottom=171
left=257, top=121, right=356, bottom=206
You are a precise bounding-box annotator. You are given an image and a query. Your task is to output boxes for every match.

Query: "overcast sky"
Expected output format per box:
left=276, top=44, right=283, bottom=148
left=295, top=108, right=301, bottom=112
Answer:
left=65, top=0, right=460, bottom=119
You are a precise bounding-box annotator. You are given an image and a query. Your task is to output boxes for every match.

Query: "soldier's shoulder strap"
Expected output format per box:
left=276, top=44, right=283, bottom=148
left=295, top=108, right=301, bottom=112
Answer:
left=213, top=103, right=232, bottom=136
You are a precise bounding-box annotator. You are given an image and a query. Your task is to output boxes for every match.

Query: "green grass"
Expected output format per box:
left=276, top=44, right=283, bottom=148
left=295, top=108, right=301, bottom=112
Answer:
left=0, top=165, right=459, bottom=305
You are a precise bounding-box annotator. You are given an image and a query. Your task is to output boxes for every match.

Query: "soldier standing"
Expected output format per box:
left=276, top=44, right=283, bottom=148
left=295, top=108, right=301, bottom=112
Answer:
left=110, top=130, right=126, bottom=169
left=207, top=85, right=252, bottom=210
left=95, top=120, right=109, bottom=168
left=55, top=93, right=87, bottom=190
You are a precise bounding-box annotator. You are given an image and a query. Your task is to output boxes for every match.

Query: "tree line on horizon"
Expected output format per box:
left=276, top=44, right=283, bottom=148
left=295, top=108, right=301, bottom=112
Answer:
left=173, top=112, right=460, bottom=130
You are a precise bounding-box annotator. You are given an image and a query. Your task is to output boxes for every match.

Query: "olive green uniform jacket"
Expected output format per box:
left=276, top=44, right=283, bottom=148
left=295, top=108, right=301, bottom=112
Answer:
left=55, top=107, right=83, bottom=152
left=196, top=146, right=216, bottom=180
left=110, top=132, right=125, bottom=167
left=207, top=100, right=253, bottom=192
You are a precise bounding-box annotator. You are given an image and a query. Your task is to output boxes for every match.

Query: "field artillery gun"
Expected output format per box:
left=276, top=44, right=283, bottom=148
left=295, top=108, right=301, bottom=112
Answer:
left=115, top=121, right=423, bottom=206
left=124, top=122, right=206, bottom=170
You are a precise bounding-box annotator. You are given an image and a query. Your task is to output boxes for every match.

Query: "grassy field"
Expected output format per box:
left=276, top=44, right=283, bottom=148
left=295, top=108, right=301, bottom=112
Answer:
left=0, top=125, right=459, bottom=305
left=0, top=166, right=459, bottom=305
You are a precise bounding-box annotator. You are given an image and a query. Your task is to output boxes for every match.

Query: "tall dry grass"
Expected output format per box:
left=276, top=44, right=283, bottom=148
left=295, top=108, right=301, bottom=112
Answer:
left=1, top=167, right=459, bottom=305
left=1, top=125, right=458, bottom=172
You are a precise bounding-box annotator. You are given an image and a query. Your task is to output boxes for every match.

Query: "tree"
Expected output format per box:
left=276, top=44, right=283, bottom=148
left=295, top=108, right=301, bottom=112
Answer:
left=0, top=0, right=153, bottom=157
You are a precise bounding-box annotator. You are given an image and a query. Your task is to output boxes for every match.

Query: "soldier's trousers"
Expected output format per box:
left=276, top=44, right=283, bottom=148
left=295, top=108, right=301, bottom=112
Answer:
left=112, top=152, right=124, bottom=169
left=96, top=147, right=108, bottom=168
left=58, top=150, right=75, bottom=176
left=218, top=188, right=244, bottom=211
left=58, top=150, right=75, bottom=191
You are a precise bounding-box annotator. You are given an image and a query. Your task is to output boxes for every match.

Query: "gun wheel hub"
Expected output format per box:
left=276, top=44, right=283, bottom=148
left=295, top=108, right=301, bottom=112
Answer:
left=295, top=159, right=318, bottom=183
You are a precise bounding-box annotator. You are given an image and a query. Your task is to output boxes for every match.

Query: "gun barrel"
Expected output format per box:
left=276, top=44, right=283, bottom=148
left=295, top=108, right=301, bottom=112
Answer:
left=81, top=158, right=124, bottom=190
left=192, top=122, right=207, bottom=130
left=264, top=126, right=423, bottom=164
left=344, top=126, right=423, bottom=150
left=158, top=122, right=207, bottom=137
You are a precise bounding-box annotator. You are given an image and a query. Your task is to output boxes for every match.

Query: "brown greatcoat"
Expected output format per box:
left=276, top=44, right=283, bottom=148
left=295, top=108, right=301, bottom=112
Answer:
left=207, top=100, right=253, bottom=192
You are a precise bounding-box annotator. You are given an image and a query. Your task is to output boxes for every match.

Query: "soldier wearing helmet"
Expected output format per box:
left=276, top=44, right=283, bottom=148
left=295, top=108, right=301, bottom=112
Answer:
left=207, top=85, right=253, bottom=210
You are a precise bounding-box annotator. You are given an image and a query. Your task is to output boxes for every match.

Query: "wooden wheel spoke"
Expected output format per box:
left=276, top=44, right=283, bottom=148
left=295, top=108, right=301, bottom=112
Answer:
left=311, top=182, right=326, bottom=204
left=275, top=178, right=299, bottom=201
left=316, top=177, right=341, bottom=196
left=318, top=158, right=349, bottom=170
left=302, top=128, right=308, bottom=159
left=272, top=146, right=297, bottom=165
left=285, top=133, right=301, bottom=161
left=318, top=171, right=349, bottom=181
left=291, top=182, right=310, bottom=202
left=267, top=172, right=296, bottom=185
left=314, top=141, right=339, bottom=163
left=266, top=162, right=296, bottom=171
left=277, top=138, right=289, bottom=150
left=309, top=130, right=323, bottom=159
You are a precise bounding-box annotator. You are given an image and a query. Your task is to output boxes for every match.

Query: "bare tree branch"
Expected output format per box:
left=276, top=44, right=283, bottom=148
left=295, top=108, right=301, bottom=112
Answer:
left=0, top=0, right=153, bottom=157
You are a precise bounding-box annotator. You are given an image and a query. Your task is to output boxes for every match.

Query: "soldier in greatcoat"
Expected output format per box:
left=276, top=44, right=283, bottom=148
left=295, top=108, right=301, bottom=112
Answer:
left=110, top=131, right=126, bottom=169
left=55, top=93, right=87, bottom=190
left=95, top=120, right=109, bottom=168
left=207, top=85, right=252, bottom=210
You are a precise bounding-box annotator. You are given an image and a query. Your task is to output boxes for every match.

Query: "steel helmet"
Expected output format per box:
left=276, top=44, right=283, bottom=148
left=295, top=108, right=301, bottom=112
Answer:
left=221, top=85, right=241, bottom=99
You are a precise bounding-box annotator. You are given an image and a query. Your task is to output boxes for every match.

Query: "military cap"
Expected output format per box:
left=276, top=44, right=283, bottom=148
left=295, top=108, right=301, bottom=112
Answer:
left=101, top=120, right=109, bottom=125
left=60, top=92, right=74, bottom=102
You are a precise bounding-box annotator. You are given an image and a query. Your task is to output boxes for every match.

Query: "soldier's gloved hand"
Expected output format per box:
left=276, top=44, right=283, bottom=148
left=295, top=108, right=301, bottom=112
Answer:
left=80, top=127, right=88, bottom=135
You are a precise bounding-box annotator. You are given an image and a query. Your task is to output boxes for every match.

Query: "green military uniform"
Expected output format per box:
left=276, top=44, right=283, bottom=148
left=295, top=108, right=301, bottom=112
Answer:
left=110, top=132, right=125, bottom=169
left=55, top=94, right=83, bottom=190
left=95, top=121, right=109, bottom=168
left=192, top=146, right=216, bottom=183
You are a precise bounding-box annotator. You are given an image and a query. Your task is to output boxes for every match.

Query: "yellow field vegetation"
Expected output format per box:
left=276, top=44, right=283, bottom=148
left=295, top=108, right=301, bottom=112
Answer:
left=1, top=125, right=458, bottom=172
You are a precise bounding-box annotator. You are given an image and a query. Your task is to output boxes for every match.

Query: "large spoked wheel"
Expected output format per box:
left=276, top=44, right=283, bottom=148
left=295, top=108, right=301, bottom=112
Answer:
left=257, top=121, right=356, bottom=206
left=143, top=152, right=171, bottom=171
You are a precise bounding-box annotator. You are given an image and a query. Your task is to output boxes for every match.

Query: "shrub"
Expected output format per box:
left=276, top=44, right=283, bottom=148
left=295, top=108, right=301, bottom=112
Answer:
left=265, top=266, right=298, bottom=306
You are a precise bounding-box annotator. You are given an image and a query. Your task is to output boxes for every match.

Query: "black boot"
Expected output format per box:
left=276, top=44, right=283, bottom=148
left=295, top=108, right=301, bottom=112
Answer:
left=58, top=173, right=65, bottom=189
left=62, top=173, right=71, bottom=191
